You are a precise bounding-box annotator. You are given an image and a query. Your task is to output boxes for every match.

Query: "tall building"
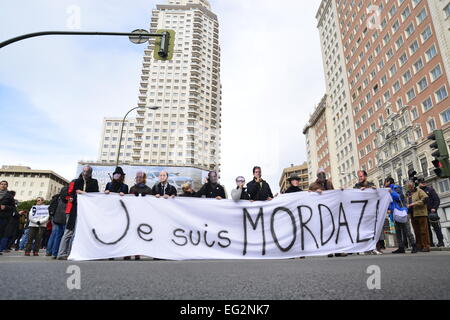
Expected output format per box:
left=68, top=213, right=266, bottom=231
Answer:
left=0, top=166, right=69, bottom=202
left=314, top=0, right=359, bottom=188
left=303, top=95, right=337, bottom=183
left=306, top=0, right=450, bottom=244
left=338, top=0, right=450, bottom=180
left=98, top=0, right=221, bottom=171
left=279, top=162, right=309, bottom=193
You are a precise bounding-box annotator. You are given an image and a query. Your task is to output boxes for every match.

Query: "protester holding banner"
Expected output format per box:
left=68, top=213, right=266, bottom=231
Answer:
left=151, top=171, right=177, bottom=198
left=24, top=197, right=49, bottom=256
left=385, top=178, right=418, bottom=254
left=0, top=181, right=16, bottom=255
left=247, top=167, right=274, bottom=201
left=354, top=171, right=382, bottom=255
left=129, top=171, right=153, bottom=196
left=105, top=167, right=129, bottom=196
left=57, top=166, right=99, bottom=260
left=353, top=170, right=376, bottom=190
left=196, top=171, right=226, bottom=199
left=406, top=180, right=430, bottom=252
left=179, top=183, right=197, bottom=197
left=309, top=168, right=334, bottom=193
left=284, top=174, right=303, bottom=194
left=231, top=176, right=251, bottom=200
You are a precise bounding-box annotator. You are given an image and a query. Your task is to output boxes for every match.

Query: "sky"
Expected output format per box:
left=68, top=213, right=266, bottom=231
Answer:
left=0, top=0, right=325, bottom=194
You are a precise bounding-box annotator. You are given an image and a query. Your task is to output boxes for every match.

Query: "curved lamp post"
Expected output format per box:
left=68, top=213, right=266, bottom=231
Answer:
left=116, top=106, right=160, bottom=167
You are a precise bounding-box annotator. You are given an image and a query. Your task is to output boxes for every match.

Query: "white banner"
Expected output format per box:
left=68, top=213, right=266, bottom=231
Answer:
left=69, top=189, right=392, bottom=261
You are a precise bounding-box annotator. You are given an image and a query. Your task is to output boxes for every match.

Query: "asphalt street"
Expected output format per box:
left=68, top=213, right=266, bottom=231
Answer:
left=1, top=250, right=449, bottom=300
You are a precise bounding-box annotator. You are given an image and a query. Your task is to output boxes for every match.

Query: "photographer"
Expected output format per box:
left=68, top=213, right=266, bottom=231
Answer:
left=419, top=178, right=445, bottom=247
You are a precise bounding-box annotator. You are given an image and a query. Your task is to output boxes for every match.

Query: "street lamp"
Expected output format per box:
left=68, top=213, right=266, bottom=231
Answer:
left=116, top=106, right=160, bottom=167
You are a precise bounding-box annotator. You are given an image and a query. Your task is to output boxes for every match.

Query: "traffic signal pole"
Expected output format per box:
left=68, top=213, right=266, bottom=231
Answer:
left=0, top=30, right=170, bottom=58
left=428, top=130, right=450, bottom=178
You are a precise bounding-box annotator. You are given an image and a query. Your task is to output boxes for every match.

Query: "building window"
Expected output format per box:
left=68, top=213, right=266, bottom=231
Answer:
left=441, top=109, right=450, bottom=124
left=420, top=157, right=428, bottom=177
left=430, top=65, right=442, bottom=81
left=422, top=97, right=433, bottom=112
left=439, top=180, right=450, bottom=193
left=435, top=86, right=448, bottom=103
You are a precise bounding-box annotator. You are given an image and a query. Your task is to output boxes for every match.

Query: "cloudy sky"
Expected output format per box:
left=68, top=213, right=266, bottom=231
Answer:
left=0, top=0, right=325, bottom=194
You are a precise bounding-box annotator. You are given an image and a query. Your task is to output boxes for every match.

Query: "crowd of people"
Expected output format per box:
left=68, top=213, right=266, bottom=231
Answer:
left=0, top=164, right=446, bottom=260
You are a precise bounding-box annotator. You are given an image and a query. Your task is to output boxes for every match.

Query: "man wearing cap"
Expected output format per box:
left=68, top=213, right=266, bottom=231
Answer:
left=105, top=167, right=129, bottom=195
left=231, top=176, right=251, bottom=200
left=284, top=174, right=303, bottom=194
left=309, top=168, right=334, bottom=193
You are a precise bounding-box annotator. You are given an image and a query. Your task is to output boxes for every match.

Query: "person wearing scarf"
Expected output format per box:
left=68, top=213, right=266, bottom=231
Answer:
left=129, top=171, right=152, bottom=196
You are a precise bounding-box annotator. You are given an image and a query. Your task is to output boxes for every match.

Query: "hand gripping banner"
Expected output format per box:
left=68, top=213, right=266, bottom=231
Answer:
left=69, top=189, right=391, bottom=261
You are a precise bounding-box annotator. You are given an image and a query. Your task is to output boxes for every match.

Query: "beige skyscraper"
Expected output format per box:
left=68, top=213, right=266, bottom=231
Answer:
left=98, top=0, right=221, bottom=172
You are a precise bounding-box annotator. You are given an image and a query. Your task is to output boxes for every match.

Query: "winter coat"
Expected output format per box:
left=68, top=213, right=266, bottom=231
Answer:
left=420, top=186, right=440, bottom=212
left=63, top=175, right=99, bottom=230
left=28, top=205, right=50, bottom=228
left=129, top=184, right=153, bottom=196
left=151, top=182, right=177, bottom=197
left=309, top=179, right=334, bottom=192
left=354, top=180, right=375, bottom=189
left=179, top=191, right=197, bottom=198
left=105, top=181, right=129, bottom=194
left=406, top=188, right=429, bottom=218
left=53, top=198, right=68, bottom=225
left=196, top=183, right=226, bottom=199
left=246, top=179, right=273, bottom=201
left=0, top=192, right=15, bottom=220
left=231, top=187, right=251, bottom=200
left=285, top=186, right=303, bottom=194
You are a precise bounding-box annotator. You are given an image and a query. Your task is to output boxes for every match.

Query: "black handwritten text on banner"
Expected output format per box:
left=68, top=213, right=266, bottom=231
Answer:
left=68, top=190, right=391, bottom=261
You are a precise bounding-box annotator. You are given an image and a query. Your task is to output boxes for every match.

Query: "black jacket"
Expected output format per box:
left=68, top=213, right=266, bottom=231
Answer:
left=63, top=175, right=99, bottom=230
left=179, top=191, right=197, bottom=198
left=0, top=192, right=15, bottom=220
left=285, top=186, right=302, bottom=194
left=130, top=184, right=153, bottom=196
left=420, top=186, right=440, bottom=212
left=151, top=182, right=177, bottom=197
left=246, top=179, right=273, bottom=201
left=48, top=194, right=60, bottom=217
left=105, top=181, right=129, bottom=194
left=196, top=183, right=226, bottom=199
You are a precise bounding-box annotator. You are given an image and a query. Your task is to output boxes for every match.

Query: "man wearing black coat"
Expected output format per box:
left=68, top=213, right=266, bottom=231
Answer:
left=246, top=166, right=274, bottom=201
left=0, top=181, right=15, bottom=254
left=151, top=171, right=177, bottom=198
left=196, top=171, right=226, bottom=199
left=57, top=166, right=99, bottom=260
left=419, top=179, right=444, bottom=247
left=284, top=174, right=303, bottom=194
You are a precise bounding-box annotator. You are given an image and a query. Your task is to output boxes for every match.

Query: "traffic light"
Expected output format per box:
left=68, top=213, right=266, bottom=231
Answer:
left=154, top=30, right=175, bottom=61
left=428, top=130, right=450, bottom=178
